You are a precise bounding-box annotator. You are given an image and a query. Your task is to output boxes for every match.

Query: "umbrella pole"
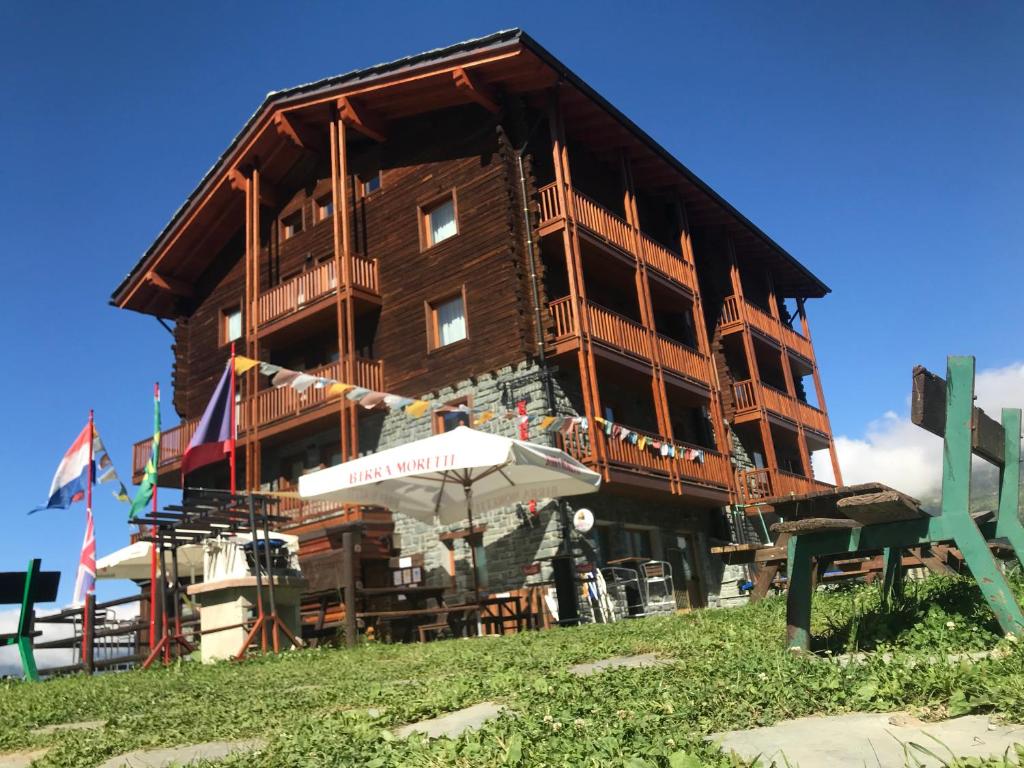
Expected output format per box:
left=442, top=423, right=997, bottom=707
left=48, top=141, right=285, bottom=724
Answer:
left=465, top=484, right=483, bottom=637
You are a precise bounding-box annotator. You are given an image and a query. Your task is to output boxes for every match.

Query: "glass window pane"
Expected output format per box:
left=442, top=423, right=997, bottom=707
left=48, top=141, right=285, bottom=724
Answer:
left=226, top=309, right=242, bottom=342
left=436, top=296, right=465, bottom=346
left=429, top=199, right=456, bottom=244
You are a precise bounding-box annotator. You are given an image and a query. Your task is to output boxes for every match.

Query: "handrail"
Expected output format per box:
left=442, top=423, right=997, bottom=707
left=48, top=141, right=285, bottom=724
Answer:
left=257, top=255, right=380, bottom=328
left=732, top=379, right=830, bottom=434
left=536, top=182, right=694, bottom=290
left=719, top=295, right=815, bottom=361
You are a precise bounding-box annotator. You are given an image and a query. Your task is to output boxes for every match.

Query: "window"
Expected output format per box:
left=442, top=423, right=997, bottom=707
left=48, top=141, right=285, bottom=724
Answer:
left=427, top=292, right=467, bottom=349
left=421, top=194, right=457, bottom=247
left=282, top=210, right=303, bottom=240
left=362, top=172, right=381, bottom=196
left=623, top=528, right=653, bottom=559
left=222, top=307, right=242, bottom=344
left=316, top=196, right=333, bottom=221
left=434, top=399, right=472, bottom=434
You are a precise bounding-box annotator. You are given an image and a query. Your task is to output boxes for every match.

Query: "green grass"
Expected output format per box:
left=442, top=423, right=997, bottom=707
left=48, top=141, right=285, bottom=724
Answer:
left=4, top=574, right=1024, bottom=767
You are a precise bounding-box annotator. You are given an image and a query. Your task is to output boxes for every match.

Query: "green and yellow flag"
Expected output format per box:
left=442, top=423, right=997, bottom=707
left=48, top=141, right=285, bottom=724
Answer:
left=129, top=387, right=161, bottom=520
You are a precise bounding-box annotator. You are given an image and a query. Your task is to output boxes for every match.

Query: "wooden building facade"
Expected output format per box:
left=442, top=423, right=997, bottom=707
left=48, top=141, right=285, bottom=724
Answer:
left=111, top=30, right=842, bottom=605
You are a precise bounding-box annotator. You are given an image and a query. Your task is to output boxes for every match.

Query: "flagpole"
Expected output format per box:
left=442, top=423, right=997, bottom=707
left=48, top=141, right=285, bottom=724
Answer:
left=81, top=411, right=95, bottom=666
left=229, top=343, right=237, bottom=495
left=148, top=383, right=159, bottom=654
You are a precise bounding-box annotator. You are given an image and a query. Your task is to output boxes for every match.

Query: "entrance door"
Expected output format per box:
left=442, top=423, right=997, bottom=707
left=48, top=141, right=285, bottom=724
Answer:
left=666, top=534, right=702, bottom=609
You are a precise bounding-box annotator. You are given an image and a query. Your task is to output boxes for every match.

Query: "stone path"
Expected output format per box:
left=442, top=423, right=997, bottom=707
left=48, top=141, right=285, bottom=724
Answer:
left=30, top=720, right=105, bottom=737
left=0, top=749, right=48, bottom=768
left=711, top=712, right=1024, bottom=767
left=568, top=653, right=674, bottom=677
left=96, top=739, right=266, bottom=768
left=394, top=702, right=504, bottom=739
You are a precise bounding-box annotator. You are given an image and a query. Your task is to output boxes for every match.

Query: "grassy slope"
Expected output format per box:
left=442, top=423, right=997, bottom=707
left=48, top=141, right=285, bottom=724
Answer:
left=3, top=576, right=1024, bottom=767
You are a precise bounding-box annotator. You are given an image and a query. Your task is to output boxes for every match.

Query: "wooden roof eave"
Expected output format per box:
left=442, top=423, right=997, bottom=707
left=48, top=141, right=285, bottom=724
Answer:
left=111, top=30, right=529, bottom=315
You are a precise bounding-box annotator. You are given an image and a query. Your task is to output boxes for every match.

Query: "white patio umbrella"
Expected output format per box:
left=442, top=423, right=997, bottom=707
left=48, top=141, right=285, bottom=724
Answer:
left=95, top=541, right=205, bottom=581
left=298, top=426, right=601, bottom=598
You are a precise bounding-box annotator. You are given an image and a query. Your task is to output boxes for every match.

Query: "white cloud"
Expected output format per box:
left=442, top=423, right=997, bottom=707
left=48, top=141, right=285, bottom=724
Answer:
left=812, top=361, right=1024, bottom=500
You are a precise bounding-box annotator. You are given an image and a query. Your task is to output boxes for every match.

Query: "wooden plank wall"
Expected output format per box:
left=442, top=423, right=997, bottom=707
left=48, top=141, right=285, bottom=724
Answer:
left=174, top=103, right=538, bottom=419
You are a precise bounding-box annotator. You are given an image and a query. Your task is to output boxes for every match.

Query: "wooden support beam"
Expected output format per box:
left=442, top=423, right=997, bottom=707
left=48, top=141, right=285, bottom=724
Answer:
left=145, top=270, right=194, bottom=298
left=336, top=97, right=387, bottom=143
left=273, top=112, right=325, bottom=154
left=911, top=364, right=1005, bottom=466
left=452, top=67, right=500, bottom=114
left=227, top=168, right=280, bottom=209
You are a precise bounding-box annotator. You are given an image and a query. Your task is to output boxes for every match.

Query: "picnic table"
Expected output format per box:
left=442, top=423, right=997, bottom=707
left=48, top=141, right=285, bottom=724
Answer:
left=779, top=357, right=1024, bottom=651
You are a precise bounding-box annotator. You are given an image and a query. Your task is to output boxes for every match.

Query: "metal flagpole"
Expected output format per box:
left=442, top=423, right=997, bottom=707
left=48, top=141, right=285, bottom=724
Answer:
left=229, top=344, right=237, bottom=495
left=148, top=383, right=160, bottom=653
left=80, top=410, right=95, bottom=665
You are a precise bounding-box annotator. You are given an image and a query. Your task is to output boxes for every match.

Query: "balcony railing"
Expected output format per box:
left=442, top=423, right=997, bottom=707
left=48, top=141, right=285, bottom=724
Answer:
left=550, top=297, right=712, bottom=388
left=257, top=257, right=380, bottom=328
left=132, top=358, right=383, bottom=477
left=736, top=467, right=833, bottom=504
left=538, top=182, right=695, bottom=291
left=732, top=379, right=830, bottom=435
left=271, top=480, right=346, bottom=525
left=561, top=425, right=731, bottom=490
left=720, top=295, right=815, bottom=361
left=657, top=333, right=710, bottom=385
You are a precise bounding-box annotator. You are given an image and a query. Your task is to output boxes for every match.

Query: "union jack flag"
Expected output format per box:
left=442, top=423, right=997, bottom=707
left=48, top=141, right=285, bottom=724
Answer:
left=72, top=508, right=96, bottom=607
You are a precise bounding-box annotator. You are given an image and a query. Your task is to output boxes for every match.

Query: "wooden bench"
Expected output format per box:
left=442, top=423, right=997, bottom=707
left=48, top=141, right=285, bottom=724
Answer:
left=781, top=357, right=1024, bottom=651
left=0, top=559, right=60, bottom=681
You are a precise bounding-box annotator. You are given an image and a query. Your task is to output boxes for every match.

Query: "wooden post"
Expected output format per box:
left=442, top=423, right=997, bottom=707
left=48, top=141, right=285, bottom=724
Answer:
left=785, top=535, right=813, bottom=651
left=798, top=299, right=843, bottom=486
left=677, top=198, right=730, bottom=468
left=330, top=112, right=352, bottom=482
left=342, top=530, right=358, bottom=648
left=995, top=408, right=1024, bottom=570
left=548, top=94, right=605, bottom=467
left=729, top=238, right=779, bottom=485
left=620, top=154, right=678, bottom=492
left=941, top=356, right=1024, bottom=636
left=880, top=547, right=905, bottom=607
left=81, top=592, right=95, bottom=675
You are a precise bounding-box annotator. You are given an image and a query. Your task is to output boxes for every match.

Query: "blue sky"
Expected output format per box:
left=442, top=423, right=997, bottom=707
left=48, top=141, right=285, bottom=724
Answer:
left=0, top=2, right=1021, bottom=604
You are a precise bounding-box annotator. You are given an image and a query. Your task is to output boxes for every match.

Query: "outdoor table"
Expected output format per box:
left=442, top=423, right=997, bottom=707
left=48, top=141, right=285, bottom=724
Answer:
left=357, top=585, right=450, bottom=642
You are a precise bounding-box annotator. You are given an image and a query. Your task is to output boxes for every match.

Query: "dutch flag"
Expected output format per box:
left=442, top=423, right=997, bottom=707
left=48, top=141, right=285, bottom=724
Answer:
left=31, top=423, right=93, bottom=513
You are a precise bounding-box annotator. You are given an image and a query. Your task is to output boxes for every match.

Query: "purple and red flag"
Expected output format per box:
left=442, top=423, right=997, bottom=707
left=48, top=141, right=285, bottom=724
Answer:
left=182, top=360, right=235, bottom=478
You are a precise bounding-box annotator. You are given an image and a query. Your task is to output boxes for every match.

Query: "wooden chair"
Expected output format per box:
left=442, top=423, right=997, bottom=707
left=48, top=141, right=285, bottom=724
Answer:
left=0, top=559, right=60, bottom=681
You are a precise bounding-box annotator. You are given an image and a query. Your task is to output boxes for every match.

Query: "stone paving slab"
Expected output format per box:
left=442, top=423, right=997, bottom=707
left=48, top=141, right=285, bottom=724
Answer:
left=0, top=749, right=48, bottom=768
left=31, top=720, right=105, bottom=736
left=711, top=712, right=1024, bottom=767
left=96, top=739, right=266, bottom=768
left=568, top=653, right=674, bottom=677
left=394, top=702, right=504, bottom=740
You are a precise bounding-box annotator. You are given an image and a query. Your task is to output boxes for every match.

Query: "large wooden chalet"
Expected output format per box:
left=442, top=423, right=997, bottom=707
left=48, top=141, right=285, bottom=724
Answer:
left=111, top=29, right=842, bottom=608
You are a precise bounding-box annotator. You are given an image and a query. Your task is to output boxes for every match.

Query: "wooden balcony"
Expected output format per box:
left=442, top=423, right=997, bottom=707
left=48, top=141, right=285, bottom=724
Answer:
left=538, top=182, right=696, bottom=293
left=561, top=426, right=732, bottom=493
left=736, top=467, right=833, bottom=506
left=550, top=296, right=713, bottom=389
left=256, top=257, right=380, bottom=330
left=271, top=479, right=346, bottom=526
left=720, top=296, right=815, bottom=361
left=131, top=358, right=383, bottom=480
left=733, top=379, right=831, bottom=436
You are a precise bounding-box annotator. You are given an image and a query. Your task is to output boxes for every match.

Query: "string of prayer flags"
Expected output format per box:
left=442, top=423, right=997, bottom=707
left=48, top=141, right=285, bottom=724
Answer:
left=577, top=417, right=706, bottom=464
left=537, top=415, right=556, bottom=432
left=326, top=382, right=352, bottom=397
left=474, top=411, right=496, bottom=426
left=404, top=400, right=431, bottom=418
left=233, top=355, right=259, bottom=375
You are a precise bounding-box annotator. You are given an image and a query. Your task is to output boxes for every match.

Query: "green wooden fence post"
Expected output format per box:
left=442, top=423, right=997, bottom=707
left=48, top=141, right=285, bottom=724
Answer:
left=943, top=357, right=1024, bottom=636
left=785, top=535, right=814, bottom=652
left=881, top=547, right=905, bottom=607
left=995, top=408, right=1024, bottom=571
left=18, top=559, right=41, bottom=682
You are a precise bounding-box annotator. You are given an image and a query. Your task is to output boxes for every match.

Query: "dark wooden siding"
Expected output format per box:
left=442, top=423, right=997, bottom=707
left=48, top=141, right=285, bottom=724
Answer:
left=174, top=103, right=538, bottom=418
